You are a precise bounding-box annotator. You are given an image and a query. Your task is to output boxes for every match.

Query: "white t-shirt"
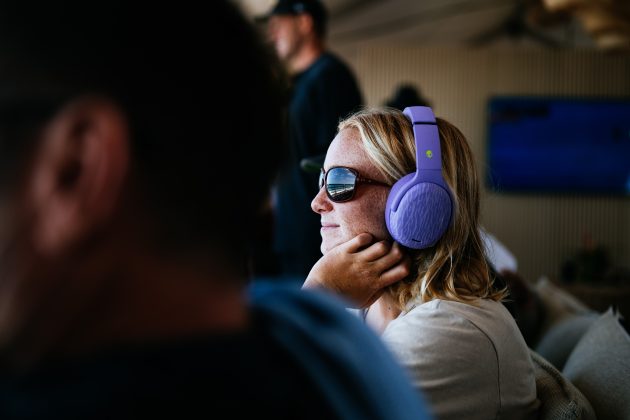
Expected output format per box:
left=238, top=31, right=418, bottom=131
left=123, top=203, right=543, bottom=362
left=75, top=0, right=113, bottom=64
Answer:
left=382, top=298, right=539, bottom=420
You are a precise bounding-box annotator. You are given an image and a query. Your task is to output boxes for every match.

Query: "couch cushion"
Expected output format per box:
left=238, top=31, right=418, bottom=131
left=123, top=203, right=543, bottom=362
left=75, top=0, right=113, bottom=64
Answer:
left=563, top=308, right=630, bottom=420
left=530, top=350, right=596, bottom=420
left=535, top=277, right=593, bottom=334
left=535, top=313, right=598, bottom=370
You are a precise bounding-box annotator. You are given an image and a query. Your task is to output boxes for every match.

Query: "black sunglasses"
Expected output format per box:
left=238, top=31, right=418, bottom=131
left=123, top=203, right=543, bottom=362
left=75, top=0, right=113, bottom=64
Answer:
left=319, top=166, right=389, bottom=203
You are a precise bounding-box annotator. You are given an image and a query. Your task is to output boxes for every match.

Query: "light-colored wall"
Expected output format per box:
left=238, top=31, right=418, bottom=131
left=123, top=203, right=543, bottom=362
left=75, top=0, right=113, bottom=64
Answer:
left=335, top=44, right=630, bottom=283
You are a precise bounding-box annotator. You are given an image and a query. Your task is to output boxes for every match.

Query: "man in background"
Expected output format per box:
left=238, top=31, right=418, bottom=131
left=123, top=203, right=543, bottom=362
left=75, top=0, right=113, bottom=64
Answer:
left=0, top=1, right=429, bottom=419
left=265, top=0, right=363, bottom=280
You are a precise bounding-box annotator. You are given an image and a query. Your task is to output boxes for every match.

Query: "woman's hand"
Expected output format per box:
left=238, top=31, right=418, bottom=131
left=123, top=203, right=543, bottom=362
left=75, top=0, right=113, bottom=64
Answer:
left=303, top=233, right=410, bottom=308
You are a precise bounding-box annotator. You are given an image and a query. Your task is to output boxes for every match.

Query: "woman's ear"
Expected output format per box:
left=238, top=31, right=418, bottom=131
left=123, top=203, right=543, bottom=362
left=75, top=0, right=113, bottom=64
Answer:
left=28, top=96, right=130, bottom=256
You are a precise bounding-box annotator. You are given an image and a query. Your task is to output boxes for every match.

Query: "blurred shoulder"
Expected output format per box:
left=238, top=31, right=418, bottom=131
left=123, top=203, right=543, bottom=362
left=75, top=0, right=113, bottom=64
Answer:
left=248, top=281, right=431, bottom=420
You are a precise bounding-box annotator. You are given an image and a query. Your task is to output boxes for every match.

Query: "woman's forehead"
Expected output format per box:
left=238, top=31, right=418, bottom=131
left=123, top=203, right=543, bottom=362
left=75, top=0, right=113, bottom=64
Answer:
left=324, top=128, right=375, bottom=174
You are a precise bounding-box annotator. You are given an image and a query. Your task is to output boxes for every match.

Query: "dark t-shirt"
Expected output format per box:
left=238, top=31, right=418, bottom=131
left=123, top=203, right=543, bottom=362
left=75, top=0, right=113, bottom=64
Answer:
left=0, top=310, right=337, bottom=419
left=274, top=52, right=363, bottom=277
left=0, top=284, right=430, bottom=420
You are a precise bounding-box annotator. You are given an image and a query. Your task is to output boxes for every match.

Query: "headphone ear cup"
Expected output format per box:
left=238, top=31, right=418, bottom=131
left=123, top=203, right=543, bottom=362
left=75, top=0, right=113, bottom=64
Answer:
left=386, top=176, right=453, bottom=249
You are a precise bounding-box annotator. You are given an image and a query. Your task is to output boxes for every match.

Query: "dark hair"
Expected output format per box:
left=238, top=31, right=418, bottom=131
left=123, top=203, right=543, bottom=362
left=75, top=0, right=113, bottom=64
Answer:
left=0, top=1, right=287, bottom=261
left=384, top=84, right=431, bottom=111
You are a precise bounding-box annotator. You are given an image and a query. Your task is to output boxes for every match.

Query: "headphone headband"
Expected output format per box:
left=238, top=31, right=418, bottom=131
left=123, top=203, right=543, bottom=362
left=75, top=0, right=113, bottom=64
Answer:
left=403, top=106, right=441, bottom=172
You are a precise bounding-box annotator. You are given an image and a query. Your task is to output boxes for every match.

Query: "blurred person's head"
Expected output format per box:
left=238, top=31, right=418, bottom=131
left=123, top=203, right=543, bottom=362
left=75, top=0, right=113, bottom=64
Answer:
left=266, top=0, right=328, bottom=73
left=311, top=108, right=506, bottom=309
left=0, top=0, right=285, bottom=367
left=384, top=84, right=432, bottom=111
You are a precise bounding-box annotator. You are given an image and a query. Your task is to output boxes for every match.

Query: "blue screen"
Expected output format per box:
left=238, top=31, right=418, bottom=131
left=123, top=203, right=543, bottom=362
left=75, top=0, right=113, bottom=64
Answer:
left=487, top=97, right=630, bottom=195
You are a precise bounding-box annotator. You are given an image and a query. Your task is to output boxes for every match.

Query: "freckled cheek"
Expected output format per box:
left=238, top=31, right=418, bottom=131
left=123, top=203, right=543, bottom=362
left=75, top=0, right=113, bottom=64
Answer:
left=364, top=195, right=390, bottom=240
left=366, top=213, right=390, bottom=240
left=338, top=200, right=389, bottom=240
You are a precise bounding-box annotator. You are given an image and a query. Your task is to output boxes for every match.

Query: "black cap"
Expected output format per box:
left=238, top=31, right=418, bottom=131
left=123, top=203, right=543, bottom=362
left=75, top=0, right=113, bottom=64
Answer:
left=265, top=0, right=328, bottom=36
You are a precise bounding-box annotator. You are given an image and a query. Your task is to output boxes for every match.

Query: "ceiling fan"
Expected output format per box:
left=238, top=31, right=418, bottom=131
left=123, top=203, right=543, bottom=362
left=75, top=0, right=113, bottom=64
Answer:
left=544, top=0, right=630, bottom=51
left=467, top=0, right=571, bottom=48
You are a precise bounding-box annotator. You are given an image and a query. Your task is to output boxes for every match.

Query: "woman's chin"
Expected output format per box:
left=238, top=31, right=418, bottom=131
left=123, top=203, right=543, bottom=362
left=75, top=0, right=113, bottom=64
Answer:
left=320, top=236, right=343, bottom=255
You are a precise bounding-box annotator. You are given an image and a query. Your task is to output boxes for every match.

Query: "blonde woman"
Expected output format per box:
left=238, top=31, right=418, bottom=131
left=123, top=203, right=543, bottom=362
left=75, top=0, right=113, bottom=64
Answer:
left=305, top=107, right=539, bottom=420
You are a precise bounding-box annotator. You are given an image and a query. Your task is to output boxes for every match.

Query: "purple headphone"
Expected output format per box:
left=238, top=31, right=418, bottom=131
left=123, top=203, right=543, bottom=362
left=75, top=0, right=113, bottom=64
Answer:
left=384, top=106, right=454, bottom=249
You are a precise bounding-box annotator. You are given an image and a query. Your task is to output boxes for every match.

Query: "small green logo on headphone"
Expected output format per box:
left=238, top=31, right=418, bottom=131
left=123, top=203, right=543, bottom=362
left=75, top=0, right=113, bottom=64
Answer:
left=425, top=150, right=433, bottom=158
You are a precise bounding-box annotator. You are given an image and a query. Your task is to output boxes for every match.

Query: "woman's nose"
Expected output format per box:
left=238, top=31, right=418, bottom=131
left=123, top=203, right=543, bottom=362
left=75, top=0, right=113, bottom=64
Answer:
left=311, top=187, right=332, bottom=214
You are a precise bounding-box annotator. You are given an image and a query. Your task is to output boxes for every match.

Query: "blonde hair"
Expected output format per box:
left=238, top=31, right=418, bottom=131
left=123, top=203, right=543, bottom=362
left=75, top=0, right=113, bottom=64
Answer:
left=338, top=107, right=507, bottom=310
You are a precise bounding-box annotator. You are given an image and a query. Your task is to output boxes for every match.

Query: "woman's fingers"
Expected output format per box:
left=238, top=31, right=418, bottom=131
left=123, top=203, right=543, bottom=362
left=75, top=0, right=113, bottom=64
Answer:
left=342, top=233, right=374, bottom=253
left=379, top=257, right=412, bottom=287
left=360, top=240, right=393, bottom=261
left=371, top=242, right=404, bottom=269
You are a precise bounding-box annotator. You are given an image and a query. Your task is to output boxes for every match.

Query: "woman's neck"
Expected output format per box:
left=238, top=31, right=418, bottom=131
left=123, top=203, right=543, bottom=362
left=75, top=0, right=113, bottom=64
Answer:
left=365, top=292, right=402, bottom=335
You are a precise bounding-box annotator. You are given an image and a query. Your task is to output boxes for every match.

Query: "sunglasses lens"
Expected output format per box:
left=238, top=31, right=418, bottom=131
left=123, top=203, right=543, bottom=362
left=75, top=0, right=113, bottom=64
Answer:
left=326, top=167, right=356, bottom=202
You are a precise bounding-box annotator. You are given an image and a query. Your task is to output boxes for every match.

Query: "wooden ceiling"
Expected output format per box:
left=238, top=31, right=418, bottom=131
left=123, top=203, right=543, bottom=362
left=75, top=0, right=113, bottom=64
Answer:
left=236, top=0, right=630, bottom=51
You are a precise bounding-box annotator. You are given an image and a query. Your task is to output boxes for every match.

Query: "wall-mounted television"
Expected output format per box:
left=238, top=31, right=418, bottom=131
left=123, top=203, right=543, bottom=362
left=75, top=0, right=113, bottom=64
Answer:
left=486, top=97, right=630, bottom=195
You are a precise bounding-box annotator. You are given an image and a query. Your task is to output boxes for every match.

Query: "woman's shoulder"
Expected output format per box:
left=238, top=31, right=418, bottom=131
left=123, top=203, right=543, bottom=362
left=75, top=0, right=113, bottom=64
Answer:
left=381, top=299, right=506, bottom=387
left=382, top=298, right=538, bottom=420
left=383, top=298, right=521, bottom=351
left=430, top=298, right=516, bottom=327
left=411, top=297, right=514, bottom=323
left=395, top=297, right=511, bottom=323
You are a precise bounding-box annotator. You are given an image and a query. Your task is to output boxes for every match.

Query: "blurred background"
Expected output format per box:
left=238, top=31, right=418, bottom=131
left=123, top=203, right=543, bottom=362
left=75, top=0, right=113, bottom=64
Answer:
left=238, top=0, right=630, bottom=313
